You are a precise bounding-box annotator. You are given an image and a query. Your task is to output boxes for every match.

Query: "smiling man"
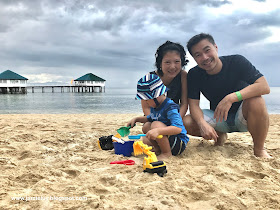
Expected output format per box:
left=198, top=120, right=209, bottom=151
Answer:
left=183, top=33, right=271, bottom=158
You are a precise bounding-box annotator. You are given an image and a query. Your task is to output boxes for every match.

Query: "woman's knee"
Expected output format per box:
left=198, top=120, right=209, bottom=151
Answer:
left=183, top=115, right=200, bottom=136
left=183, top=115, right=192, bottom=127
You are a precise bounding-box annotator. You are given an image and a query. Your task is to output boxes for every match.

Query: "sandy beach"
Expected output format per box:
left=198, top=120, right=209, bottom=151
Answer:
left=0, top=114, right=279, bottom=209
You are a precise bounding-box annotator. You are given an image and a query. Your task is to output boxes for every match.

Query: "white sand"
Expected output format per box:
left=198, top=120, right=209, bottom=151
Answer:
left=0, top=114, right=279, bottom=209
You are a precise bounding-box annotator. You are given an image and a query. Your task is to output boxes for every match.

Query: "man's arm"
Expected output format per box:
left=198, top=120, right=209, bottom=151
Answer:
left=214, top=76, right=270, bottom=122
left=237, top=76, right=270, bottom=98
left=189, top=98, right=218, bottom=141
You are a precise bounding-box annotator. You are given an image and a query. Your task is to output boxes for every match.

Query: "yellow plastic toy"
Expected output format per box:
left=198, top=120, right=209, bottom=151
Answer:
left=133, top=141, right=167, bottom=177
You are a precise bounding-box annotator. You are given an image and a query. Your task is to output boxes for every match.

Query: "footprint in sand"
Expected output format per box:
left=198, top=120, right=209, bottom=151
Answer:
left=15, top=173, right=44, bottom=186
left=18, top=150, right=32, bottom=160
left=241, top=170, right=268, bottom=179
left=62, top=169, right=81, bottom=177
left=0, top=158, right=17, bottom=166
left=0, top=145, right=16, bottom=151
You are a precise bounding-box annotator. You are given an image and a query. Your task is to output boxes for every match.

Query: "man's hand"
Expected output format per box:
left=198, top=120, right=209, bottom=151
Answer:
left=199, top=121, right=219, bottom=142
left=214, top=94, right=234, bottom=122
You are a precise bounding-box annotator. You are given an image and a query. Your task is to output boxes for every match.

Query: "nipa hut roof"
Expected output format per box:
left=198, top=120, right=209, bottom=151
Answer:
left=74, top=73, right=105, bottom=82
left=0, top=70, right=28, bottom=80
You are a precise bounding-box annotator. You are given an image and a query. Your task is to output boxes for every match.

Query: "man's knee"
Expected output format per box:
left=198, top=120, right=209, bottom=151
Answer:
left=244, top=96, right=266, bottom=107
left=243, top=96, right=268, bottom=118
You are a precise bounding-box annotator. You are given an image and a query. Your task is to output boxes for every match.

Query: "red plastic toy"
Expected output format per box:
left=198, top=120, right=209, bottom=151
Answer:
left=110, top=160, right=135, bottom=165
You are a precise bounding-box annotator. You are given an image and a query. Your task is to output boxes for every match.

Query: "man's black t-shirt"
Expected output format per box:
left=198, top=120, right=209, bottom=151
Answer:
left=187, top=54, right=263, bottom=114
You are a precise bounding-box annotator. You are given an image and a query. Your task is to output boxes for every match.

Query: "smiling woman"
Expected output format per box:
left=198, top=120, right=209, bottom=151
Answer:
left=141, top=41, right=189, bottom=119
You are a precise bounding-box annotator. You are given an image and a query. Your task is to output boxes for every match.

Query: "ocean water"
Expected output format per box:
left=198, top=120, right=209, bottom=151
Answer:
left=0, top=87, right=142, bottom=114
left=0, top=87, right=279, bottom=114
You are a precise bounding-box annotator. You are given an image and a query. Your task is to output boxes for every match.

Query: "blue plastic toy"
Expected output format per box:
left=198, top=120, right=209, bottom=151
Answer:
left=128, top=134, right=163, bottom=139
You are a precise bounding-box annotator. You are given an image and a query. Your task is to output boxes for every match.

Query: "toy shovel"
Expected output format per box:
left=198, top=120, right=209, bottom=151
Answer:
left=128, top=134, right=163, bottom=139
left=117, top=125, right=131, bottom=137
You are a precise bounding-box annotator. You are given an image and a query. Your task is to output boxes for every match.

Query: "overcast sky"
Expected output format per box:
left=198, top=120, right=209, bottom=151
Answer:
left=1, top=0, right=279, bottom=88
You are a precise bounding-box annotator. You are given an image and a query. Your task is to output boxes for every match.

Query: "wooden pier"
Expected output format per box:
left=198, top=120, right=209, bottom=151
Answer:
left=0, top=87, right=27, bottom=94
left=0, top=70, right=106, bottom=94
left=27, top=85, right=105, bottom=93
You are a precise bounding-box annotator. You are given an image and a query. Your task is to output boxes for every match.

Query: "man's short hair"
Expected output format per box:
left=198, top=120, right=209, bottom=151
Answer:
left=187, top=33, right=216, bottom=55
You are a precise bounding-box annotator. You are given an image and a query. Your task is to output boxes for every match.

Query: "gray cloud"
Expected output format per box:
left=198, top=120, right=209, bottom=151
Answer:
left=197, top=0, right=232, bottom=7
left=0, top=0, right=279, bottom=87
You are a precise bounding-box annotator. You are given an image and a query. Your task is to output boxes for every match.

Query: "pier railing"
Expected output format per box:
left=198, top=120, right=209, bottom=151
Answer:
left=27, top=85, right=105, bottom=93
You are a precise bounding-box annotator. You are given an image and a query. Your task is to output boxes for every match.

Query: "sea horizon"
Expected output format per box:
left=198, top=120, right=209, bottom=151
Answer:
left=0, top=87, right=279, bottom=115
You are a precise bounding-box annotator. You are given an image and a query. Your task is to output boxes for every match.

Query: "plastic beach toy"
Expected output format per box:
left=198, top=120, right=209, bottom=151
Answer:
left=117, top=125, right=131, bottom=137
left=112, top=135, right=125, bottom=144
left=98, top=135, right=114, bottom=150
left=133, top=141, right=167, bottom=177
left=128, top=134, right=163, bottom=139
left=113, top=140, right=134, bottom=157
left=110, top=160, right=135, bottom=165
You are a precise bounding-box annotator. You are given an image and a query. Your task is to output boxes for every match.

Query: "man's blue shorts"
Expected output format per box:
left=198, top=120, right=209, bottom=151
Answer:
left=202, top=103, right=248, bottom=133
